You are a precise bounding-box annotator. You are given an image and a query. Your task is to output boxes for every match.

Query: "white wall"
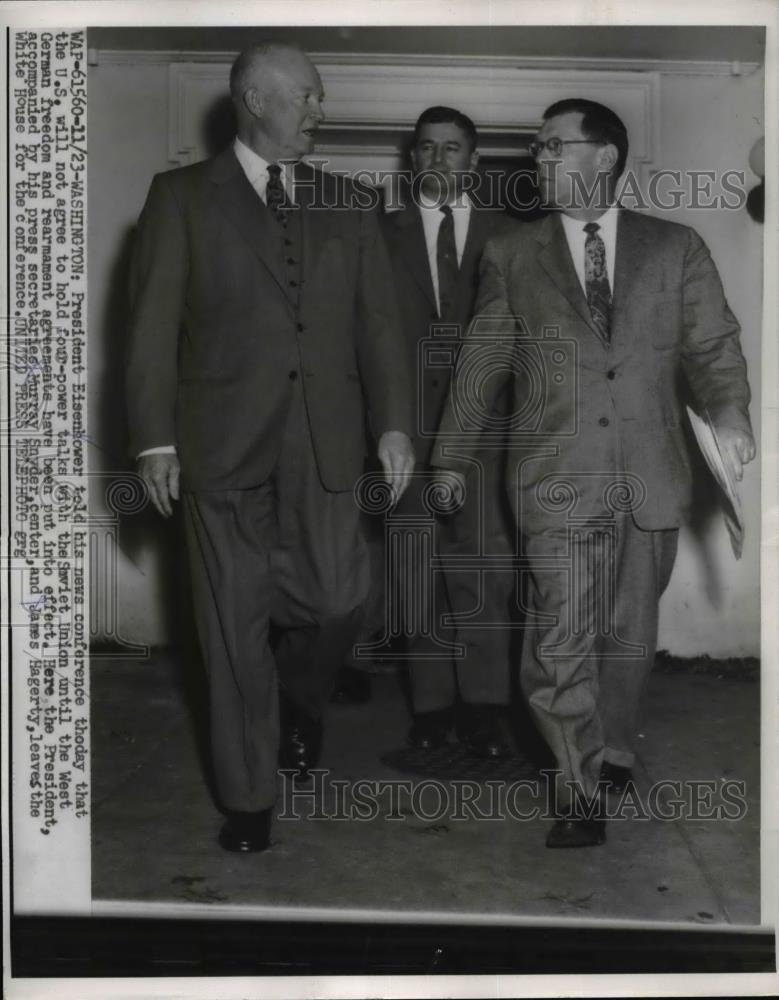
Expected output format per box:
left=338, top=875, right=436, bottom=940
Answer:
left=653, top=71, right=763, bottom=656
left=87, top=56, right=764, bottom=657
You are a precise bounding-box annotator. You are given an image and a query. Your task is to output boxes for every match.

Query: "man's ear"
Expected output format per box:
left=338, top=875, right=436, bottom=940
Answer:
left=469, top=149, right=480, bottom=172
left=409, top=146, right=419, bottom=173
left=598, top=143, right=618, bottom=174
left=244, top=87, right=263, bottom=120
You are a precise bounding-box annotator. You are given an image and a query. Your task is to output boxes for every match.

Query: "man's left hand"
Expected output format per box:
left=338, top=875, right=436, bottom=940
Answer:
left=377, top=431, right=415, bottom=502
left=717, top=427, right=756, bottom=482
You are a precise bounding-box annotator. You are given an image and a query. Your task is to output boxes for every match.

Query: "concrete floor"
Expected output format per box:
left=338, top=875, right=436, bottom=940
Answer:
left=90, top=652, right=760, bottom=926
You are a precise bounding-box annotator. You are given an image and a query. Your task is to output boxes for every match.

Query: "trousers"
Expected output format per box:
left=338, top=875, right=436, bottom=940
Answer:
left=519, top=513, right=678, bottom=807
left=394, top=455, right=515, bottom=713
left=182, top=383, right=369, bottom=812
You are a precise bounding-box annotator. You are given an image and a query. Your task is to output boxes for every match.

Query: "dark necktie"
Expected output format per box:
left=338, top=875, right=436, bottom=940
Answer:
left=436, top=204, right=459, bottom=320
left=584, top=221, right=612, bottom=342
left=266, top=163, right=289, bottom=228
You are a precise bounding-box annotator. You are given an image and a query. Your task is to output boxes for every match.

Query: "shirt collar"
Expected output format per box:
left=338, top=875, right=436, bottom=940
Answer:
left=560, top=202, right=619, bottom=243
left=233, top=137, right=292, bottom=188
left=418, top=192, right=473, bottom=213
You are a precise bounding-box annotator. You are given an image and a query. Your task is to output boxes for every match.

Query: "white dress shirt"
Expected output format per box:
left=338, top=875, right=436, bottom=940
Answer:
left=138, top=139, right=292, bottom=459
left=418, top=194, right=472, bottom=315
left=559, top=203, right=619, bottom=295
left=232, top=136, right=293, bottom=202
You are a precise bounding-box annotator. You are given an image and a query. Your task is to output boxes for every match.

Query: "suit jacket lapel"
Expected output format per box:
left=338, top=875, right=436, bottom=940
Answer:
left=295, top=162, right=333, bottom=295
left=536, top=212, right=605, bottom=344
left=459, top=204, right=493, bottom=273
left=611, top=210, right=656, bottom=344
left=393, top=206, right=437, bottom=312
left=208, top=148, right=290, bottom=301
left=452, top=206, right=489, bottom=322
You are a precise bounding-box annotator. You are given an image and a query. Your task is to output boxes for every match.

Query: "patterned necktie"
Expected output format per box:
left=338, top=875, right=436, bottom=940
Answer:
left=583, top=221, right=612, bottom=342
left=436, top=204, right=459, bottom=320
left=266, top=163, right=289, bottom=228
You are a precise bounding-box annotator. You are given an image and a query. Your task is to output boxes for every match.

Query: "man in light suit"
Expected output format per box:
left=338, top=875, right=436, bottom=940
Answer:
left=380, top=107, right=518, bottom=758
left=127, top=42, right=414, bottom=852
left=433, top=99, right=754, bottom=846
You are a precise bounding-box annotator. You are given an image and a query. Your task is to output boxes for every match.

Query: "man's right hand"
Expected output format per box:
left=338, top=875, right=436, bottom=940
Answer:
left=138, top=453, right=180, bottom=518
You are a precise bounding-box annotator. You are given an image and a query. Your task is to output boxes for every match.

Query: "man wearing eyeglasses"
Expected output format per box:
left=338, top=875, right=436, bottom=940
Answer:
left=433, top=98, right=754, bottom=847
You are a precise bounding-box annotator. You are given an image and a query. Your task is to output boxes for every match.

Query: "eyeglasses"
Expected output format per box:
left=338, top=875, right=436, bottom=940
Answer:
left=528, top=138, right=602, bottom=158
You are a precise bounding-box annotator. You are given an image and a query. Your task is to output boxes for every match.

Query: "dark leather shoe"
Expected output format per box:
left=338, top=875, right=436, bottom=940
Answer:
left=457, top=703, right=511, bottom=759
left=599, top=761, right=634, bottom=794
left=279, top=701, right=323, bottom=781
left=330, top=665, right=372, bottom=705
left=546, top=818, right=606, bottom=849
left=408, top=708, right=452, bottom=751
left=218, top=809, right=272, bottom=853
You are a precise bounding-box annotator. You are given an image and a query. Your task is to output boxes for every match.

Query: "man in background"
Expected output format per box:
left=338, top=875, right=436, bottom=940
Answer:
left=381, top=106, right=519, bottom=759
left=127, top=42, right=414, bottom=852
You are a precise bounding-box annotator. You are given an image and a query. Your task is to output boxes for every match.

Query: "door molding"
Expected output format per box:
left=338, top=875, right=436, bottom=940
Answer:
left=166, top=58, right=661, bottom=179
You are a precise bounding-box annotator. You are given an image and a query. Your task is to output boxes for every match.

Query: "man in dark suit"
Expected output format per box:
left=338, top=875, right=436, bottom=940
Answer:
left=380, top=107, right=518, bottom=758
left=127, top=42, right=414, bottom=852
left=433, top=99, right=754, bottom=846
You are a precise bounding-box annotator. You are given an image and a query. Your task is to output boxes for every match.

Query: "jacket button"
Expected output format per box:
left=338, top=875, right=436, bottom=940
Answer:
left=607, top=370, right=616, bottom=380
left=289, top=279, right=298, bottom=288
left=431, top=378, right=439, bottom=388
left=599, top=416, right=609, bottom=427
left=297, top=323, right=305, bottom=332
left=287, top=257, right=296, bottom=266
left=288, top=370, right=298, bottom=381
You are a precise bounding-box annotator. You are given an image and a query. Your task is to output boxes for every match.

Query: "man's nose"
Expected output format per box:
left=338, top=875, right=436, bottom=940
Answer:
left=310, top=98, right=325, bottom=123
left=432, top=145, right=447, bottom=168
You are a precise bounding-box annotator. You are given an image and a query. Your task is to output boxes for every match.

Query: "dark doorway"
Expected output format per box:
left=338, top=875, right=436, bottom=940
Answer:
left=475, top=154, right=548, bottom=221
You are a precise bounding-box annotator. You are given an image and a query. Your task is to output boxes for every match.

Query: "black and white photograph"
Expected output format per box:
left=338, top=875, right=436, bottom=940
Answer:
left=2, top=1, right=778, bottom=997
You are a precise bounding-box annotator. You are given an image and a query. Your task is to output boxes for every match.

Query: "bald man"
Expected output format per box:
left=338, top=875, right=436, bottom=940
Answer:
left=127, top=43, right=414, bottom=852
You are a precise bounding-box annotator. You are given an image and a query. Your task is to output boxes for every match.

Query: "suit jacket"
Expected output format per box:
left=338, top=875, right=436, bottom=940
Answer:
left=380, top=203, right=518, bottom=463
left=126, top=148, right=413, bottom=492
left=433, top=208, right=752, bottom=531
